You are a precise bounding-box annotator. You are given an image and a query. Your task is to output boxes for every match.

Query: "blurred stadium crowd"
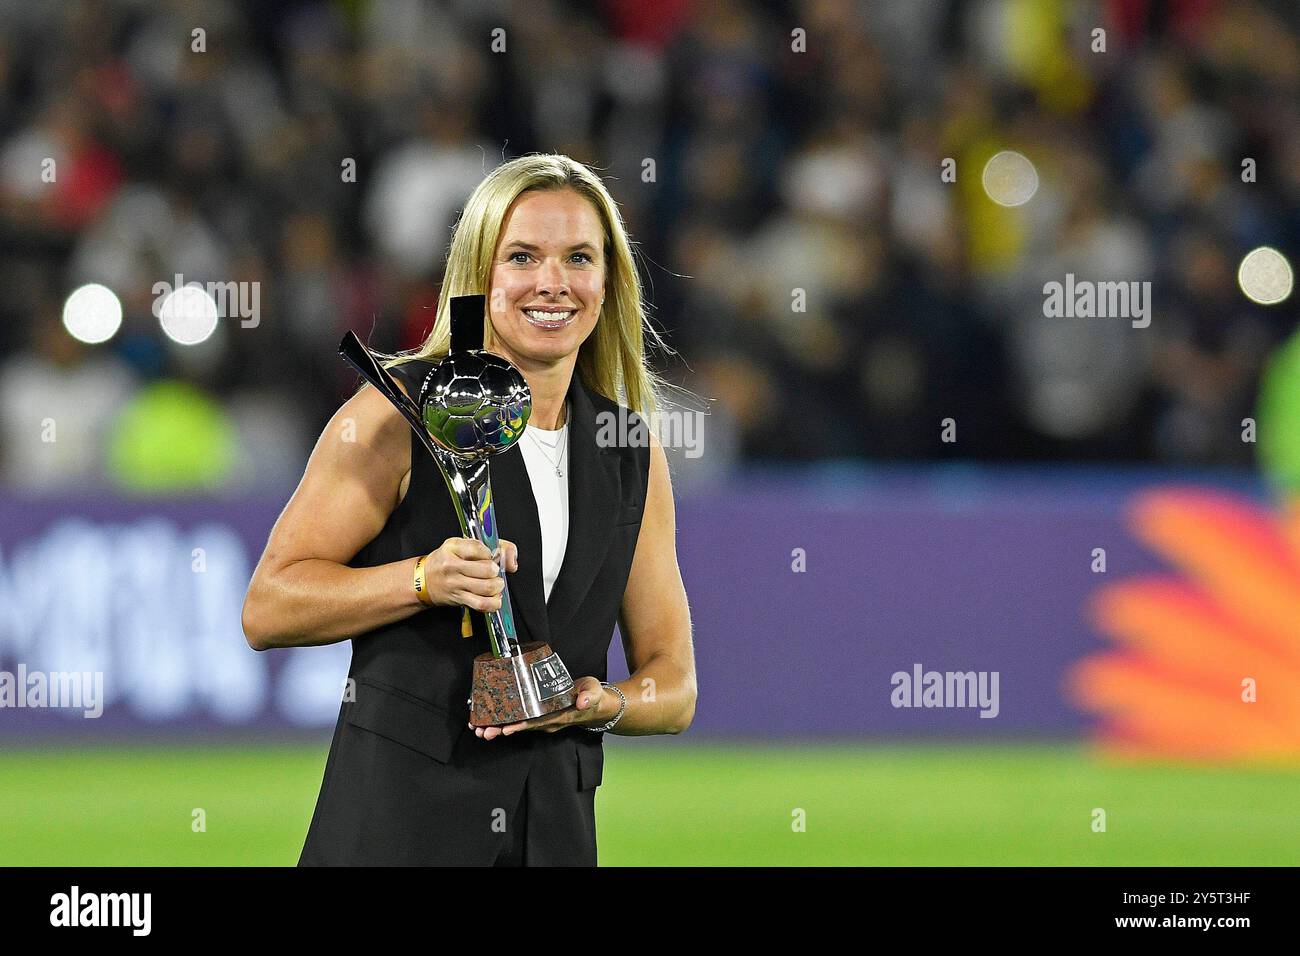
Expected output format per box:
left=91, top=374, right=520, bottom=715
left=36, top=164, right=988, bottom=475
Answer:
left=0, top=0, right=1296, bottom=493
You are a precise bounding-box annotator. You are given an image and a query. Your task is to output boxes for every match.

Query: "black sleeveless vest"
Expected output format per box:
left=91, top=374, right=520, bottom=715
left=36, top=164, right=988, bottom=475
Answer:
left=298, top=359, right=651, bottom=865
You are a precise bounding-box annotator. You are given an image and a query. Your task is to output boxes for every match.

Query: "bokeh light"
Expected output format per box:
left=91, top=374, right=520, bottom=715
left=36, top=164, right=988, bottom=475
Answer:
left=157, top=284, right=220, bottom=345
left=1237, top=246, right=1293, bottom=305
left=61, top=283, right=122, bottom=344
left=981, top=150, right=1039, bottom=207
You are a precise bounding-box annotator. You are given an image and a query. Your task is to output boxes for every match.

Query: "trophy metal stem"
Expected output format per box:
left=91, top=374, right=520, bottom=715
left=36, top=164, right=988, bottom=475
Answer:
left=430, top=446, right=519, bottom=660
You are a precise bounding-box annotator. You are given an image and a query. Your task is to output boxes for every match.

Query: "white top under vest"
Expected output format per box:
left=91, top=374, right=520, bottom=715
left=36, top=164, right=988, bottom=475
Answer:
left=517, top=400, right=570, bottom=603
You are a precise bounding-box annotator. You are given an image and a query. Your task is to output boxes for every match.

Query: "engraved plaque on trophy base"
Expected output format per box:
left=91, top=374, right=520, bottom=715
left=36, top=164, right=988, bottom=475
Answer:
left=469, top=642, right=575, bottom=726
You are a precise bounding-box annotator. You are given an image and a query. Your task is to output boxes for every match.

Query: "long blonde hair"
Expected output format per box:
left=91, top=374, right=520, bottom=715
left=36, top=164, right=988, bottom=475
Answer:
left=365, top=153, right=673, bottom=421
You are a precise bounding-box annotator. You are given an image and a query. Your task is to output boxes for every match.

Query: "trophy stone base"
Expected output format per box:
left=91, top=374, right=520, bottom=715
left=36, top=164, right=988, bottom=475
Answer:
left=470, top=642, right=575, bottom=727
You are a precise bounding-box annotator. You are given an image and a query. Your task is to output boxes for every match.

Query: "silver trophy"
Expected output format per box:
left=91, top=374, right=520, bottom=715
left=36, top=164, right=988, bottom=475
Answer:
left=338, top=294, right=574, bottom=725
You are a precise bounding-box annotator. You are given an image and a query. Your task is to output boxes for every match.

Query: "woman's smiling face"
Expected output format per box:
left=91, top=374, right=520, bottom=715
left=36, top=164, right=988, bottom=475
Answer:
left=487, top=187, right=606, bottom=369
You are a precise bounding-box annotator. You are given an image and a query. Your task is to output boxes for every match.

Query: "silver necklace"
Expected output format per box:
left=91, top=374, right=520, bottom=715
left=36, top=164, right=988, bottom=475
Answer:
left=527, top=407, right=569, bottom=477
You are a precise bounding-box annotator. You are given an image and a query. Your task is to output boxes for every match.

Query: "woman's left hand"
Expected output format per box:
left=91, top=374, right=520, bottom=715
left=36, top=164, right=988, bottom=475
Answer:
left=469, top=676, right=610, bottom=740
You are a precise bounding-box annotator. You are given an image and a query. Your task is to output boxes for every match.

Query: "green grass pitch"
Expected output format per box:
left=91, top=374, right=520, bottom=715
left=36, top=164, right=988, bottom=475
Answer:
left=1, top=742, right=1295, bottom=865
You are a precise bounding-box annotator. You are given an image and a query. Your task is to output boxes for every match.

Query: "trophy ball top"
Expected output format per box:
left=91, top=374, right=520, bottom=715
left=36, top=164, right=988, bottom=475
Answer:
left=419, top=351, right=532, bottom=459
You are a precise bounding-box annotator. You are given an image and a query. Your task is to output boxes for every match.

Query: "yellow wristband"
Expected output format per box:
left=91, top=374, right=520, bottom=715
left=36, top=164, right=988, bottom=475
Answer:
left=413, top=554, right=435, bottom=607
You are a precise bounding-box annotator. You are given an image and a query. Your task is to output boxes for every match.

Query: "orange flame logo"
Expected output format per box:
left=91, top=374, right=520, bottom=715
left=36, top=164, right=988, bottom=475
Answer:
left=1067, top=488, right=1300, bottom=764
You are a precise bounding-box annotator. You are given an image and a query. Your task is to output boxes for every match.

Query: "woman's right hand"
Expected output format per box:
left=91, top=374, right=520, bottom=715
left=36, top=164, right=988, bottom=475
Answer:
left=421, top=537, right=519, bottom=612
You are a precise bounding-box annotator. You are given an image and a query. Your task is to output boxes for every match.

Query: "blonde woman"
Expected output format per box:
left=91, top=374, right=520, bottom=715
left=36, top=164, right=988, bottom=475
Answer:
left=242, top=154, right=697, bottom=866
